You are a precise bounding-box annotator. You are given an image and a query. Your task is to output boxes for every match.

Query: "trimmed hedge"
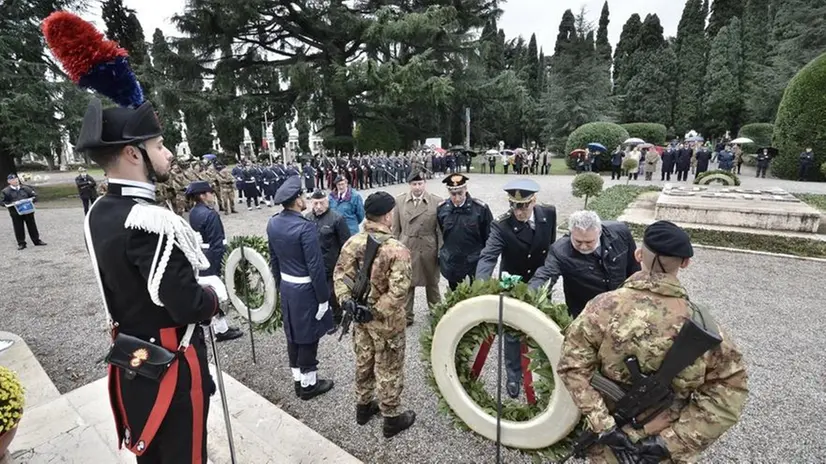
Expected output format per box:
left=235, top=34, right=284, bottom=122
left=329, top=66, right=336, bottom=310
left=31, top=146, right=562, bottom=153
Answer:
left=737, top=123, right=773, bottom=154
left=621, top=123, right=667, bottom=145
left=564, top=122, right=630, bottom=170
left=590, top=185, right=826, bottom=258
left=772, top=51, right=826, bottom=181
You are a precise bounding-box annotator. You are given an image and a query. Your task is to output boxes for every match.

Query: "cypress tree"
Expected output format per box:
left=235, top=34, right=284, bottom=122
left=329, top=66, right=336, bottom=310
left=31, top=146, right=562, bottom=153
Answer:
left=612, top=14, right=642, bottom=93
left=595, top=1, right=612, bottom=63
left=673, top=0, right=708, bottom=133
left=741, top=0, right=771, bottom=121
left=554, top=9, right=577, bottom=56
left=707, top=0, right=746, bottom=38
left=620, top=14, right=674, bottom=126
left=526, top=33, right=540, bottom=97
left=704, top=18, right=745, bottom=136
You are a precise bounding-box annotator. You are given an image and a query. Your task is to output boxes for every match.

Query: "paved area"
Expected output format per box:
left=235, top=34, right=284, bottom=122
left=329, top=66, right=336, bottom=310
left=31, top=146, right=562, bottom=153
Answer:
left=0, top=331, right=359, bottom=464
left=1, top=172, right=825, bottom=462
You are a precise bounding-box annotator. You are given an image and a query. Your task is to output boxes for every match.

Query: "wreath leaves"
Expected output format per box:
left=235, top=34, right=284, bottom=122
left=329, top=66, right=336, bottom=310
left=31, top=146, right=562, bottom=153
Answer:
left=420, top=278, right=585, bottom=460
left=222, top=235, right=283, bottom=333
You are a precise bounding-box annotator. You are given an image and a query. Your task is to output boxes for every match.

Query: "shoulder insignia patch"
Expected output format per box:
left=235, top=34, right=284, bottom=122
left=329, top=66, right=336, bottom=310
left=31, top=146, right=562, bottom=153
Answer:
left=497, top=211, right=512, bottom=222
left=472, top=198, right=487, bottom=208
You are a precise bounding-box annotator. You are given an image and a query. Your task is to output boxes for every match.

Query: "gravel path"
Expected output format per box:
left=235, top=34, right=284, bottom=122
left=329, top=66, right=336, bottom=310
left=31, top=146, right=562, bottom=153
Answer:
left=1, top=173, right=824, bottom=462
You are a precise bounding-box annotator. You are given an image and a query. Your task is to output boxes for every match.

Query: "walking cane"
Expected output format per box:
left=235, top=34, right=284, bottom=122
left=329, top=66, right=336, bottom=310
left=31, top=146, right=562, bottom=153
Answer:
left=207, top=324, right=238, bottom=464
left=240, top=245, right=257, bottom=364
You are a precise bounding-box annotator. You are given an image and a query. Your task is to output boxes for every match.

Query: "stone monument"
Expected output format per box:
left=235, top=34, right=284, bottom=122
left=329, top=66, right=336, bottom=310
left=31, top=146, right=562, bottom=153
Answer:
left=654, top=184, right=821, bottom=233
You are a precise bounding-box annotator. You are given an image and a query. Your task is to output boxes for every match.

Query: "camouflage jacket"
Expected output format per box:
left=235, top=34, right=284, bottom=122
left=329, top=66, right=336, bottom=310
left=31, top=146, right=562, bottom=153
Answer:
left=333, top=220, right=412, bottom=337
left=558, top=271, right=748, bottom=462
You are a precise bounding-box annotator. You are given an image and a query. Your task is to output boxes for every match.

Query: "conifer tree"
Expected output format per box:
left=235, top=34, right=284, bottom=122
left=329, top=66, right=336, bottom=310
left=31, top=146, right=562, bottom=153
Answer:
left=707, top=0, right=746, bottom=38
left=612, top=14, right=642, bottom=94
left=673, top=0, right=708, bottom=132
left=741, top=0, right=772, bottom=121
left=595, top=1, right=612, bottom=63
left=704, top=18, right=744, bottom=136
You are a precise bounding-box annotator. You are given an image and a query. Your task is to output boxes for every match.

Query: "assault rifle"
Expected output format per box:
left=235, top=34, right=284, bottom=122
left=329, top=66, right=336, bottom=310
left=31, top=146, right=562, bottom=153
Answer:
left=558, top=307, right=723, bottom=463
left=338, top=234, right=385, bottom=341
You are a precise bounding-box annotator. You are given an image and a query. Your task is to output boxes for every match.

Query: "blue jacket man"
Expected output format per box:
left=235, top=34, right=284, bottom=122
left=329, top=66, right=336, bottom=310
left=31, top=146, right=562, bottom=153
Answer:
left=329, top=174, right=365, bottom=235
left=186, top=180, right=243, bottom=342
left=231, top=164, right=245, bottom=202
left=267, top=175, right=334, bottom=400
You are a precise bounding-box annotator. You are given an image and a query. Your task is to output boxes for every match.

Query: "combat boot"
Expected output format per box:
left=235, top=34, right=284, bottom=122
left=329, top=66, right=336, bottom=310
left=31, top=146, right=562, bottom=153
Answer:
left=356, top=401, right=380, bottom=425
left=383, top=410, right=416, bottom=438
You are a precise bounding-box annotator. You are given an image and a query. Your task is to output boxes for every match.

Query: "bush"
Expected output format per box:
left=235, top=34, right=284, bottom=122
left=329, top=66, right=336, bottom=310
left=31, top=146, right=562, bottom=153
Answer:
left=621, top=158, right=639, bottom=184
left=572, top=172, right=604, bottom=208
left=737, top=123, right=773, bottom=154
left=772, top=51, right=826, bottom=181
left=565, top=122, right=630, bottom=170
left=323, top=135, right=355, bottom=153
left=821, top=161, right=826, bottom=178
left=0, top=365, right=25, bottom=433
left=693, top=169, right=741, bottom=186
left=621, top=123, right=667, bottom=145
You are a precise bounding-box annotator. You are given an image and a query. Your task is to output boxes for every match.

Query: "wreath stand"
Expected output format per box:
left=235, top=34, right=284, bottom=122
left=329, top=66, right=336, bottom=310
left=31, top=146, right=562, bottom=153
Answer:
left=470, top=336, right=537, bottom=405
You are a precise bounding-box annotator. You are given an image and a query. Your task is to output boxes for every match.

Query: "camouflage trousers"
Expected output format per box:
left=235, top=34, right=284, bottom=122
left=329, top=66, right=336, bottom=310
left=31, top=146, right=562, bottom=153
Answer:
left=353, top=326, right=405, bottom=417
left=172, top=194, right=187, bottom=215
left=219, top=185, right=236, bottom=213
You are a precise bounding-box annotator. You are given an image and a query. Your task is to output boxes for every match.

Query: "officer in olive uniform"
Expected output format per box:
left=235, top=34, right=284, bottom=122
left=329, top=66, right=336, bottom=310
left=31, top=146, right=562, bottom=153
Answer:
left=436, top=173, right=493, bottom=290
left=475, top=178, right=557, bottom=398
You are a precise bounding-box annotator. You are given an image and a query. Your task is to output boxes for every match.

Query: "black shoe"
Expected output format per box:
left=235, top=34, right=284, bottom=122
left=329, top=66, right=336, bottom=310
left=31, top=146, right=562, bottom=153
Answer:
left=383, top=410, right=416, bottom=438
left=33, top=241, right=47, bottom=246
left=300, top=379, right=334, bottom=400
left=215, top=327, right=244, bottom=342
left=17, top=244, right=26, bottom=250
left=506, top=381, right=520, bottom=399
left=356, top=401, right=380, bottom=425
left=294, top=381, right=301, bottom=398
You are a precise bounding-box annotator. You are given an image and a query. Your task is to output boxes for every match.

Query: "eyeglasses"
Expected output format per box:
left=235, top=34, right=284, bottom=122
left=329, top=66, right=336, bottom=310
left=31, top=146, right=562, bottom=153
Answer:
left=510, top=202, right=531, bottom=210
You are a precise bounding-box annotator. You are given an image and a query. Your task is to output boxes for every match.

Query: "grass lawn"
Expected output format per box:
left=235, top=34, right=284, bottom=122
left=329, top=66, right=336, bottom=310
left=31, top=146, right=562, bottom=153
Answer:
left=33, top=184, right=78, bottom=201
left=794, top=193, right=826, bottom=212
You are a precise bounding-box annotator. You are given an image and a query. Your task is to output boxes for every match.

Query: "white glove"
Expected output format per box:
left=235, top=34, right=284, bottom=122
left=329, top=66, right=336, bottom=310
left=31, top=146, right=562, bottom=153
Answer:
left=198, top=275, right=228, bottom=303
left=315, top=301, right=329, bottom=321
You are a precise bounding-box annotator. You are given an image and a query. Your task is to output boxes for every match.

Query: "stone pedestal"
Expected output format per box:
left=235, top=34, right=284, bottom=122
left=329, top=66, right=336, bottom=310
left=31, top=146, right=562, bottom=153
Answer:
left=655, top=185, right=821, bottom=233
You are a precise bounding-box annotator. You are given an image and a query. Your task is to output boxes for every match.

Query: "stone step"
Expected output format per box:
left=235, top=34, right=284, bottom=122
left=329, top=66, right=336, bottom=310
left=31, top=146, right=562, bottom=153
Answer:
left=0, top=331, right=361, bottom=464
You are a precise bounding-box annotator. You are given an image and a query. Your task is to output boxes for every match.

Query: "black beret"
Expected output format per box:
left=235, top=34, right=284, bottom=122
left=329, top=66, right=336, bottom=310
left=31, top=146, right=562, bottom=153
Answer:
left=364, top=191, right=396, bottom=217
left=407, top=171, right=424, bottom=183
left=643, top=220, right=694, bottom=258
left=310, top=189, right=326, bottom=199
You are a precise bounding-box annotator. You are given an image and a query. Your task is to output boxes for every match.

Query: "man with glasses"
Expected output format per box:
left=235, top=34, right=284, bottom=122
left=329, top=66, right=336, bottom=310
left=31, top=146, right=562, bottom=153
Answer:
left=475, top=178, right=557, bottom=398
left=436, top=173, right=493, bottom=291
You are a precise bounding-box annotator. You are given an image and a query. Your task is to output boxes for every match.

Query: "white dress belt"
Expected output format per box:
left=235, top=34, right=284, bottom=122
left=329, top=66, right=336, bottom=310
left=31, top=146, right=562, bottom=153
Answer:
left=281, top=272, right=312, bottom=284
left=200, top=239, right=228, bottom=249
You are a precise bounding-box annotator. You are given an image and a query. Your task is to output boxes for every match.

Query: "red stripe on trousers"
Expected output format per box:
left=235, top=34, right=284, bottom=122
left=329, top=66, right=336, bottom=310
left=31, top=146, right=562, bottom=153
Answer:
left=129, top=327, right=180, bottom=456
left=110, top=363, right=131, bottom=449
left=184, top=346, right=205, bottom=464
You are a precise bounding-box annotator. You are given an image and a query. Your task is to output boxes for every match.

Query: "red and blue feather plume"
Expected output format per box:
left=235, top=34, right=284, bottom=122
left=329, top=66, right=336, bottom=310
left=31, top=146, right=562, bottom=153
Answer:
left=42, top=11, right=144, bottom=108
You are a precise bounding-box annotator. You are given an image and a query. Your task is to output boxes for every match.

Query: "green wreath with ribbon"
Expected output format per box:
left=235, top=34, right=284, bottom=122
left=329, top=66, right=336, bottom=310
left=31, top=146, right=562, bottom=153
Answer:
left=420, top=275, right=584, bottom=460
left=222, top=235, right=282, bottom=334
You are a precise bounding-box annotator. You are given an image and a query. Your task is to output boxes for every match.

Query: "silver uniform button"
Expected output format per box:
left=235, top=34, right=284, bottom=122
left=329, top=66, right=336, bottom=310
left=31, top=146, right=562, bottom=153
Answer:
left=527, top=254, right=531, bottom=258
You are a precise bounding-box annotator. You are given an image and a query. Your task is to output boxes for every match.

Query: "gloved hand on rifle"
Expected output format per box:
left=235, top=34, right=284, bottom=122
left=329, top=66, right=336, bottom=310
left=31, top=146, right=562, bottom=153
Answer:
left=635, top=435, right=671, bottom=463
left=315, top=301, right=329, bottom=321
left=597, top=427, right=639, bottom=464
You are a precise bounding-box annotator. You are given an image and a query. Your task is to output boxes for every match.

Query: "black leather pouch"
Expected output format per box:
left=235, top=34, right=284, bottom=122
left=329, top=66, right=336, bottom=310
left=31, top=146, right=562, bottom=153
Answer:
left=105, top=333, right=177, bottom=381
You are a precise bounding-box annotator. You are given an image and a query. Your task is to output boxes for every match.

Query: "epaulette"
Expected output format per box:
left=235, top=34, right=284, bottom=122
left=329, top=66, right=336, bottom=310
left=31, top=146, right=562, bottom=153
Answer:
left=437, top=198, right=448, bottom=207
left=496, top=211, right=512, bottom=222
left=472, top=198, right=487, bottom=208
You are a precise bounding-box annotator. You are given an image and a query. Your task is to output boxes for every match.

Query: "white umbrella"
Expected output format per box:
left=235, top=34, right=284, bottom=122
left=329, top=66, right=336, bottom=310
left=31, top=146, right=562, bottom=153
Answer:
left=624, top=138, right=645, bottom=145
left=486, top=149, right=499, bottom=155
left=730, top=137, right=754, bottom=144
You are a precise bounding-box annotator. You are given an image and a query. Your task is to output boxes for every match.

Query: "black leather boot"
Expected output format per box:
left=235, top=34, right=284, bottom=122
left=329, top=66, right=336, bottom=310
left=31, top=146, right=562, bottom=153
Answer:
left=294, top=381, right=301, bottom=398
left=300, top=379, right=334, bottom=400
left=383, top=410, right=416, bottom=438
left=356, top=401, right=380, bottom=425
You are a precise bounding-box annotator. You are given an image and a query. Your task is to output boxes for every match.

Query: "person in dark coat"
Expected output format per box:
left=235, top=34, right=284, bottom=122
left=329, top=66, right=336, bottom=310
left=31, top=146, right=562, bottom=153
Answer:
left=242, top=161, right=260, bottom=209
left=78, top=98, right=225, bottom=463
left=75, top=167, right=98, bottom=214
left=756, top=148, right=772, bottom=178
left=675, top=144, right=693, bottom=181
left=231, top=163, right=245, bottom=203
left=302, top=163, right=315, bottom=192
left=305, top=189, right=351, bottom=325
left=186, top=181, right=244, bottom=342
left=267, top=176, right=334, bottom=400
left=475, top=179, right=557, bottom=399
left=2, top=174, right=46, bottom=250
left=695, top=145, right=712, bottom=176
left=610, top=146, right=624, bottom=180
left=528, top=210, right=640, bottom=319
left=437, top=173, right=493, bottom=290
left=661, top=147, right=676, bottom=181
left=799, top=147, right=815, bottom=181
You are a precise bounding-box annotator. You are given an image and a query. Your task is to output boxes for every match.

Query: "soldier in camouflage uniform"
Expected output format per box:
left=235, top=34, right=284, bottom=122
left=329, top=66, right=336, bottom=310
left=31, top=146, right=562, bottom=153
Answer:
left=168, top=162, right=188, bottom=215
left=216, top=164, right=237, bottom=214
left=558, top=220, right=748, bottom=464
left=333, top=191, right=417, bottom=438
left=203, top=162, right=222, bottom=211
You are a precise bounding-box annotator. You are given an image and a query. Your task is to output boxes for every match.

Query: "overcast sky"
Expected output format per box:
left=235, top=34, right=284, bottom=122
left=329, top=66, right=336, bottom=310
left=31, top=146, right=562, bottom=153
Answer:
left=81, top=0, right=683, bottom=54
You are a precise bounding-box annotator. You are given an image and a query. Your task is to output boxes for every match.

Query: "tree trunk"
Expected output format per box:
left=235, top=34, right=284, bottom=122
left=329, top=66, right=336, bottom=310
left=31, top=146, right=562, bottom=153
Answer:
left=332, top=96, right=354, bottom=153
left=0, top=148, right=17, bottom=188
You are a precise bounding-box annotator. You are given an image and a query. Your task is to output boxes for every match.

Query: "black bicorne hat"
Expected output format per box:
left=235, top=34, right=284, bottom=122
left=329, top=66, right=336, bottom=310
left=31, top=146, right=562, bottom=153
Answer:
left=76, top=98, right=163, bottom=151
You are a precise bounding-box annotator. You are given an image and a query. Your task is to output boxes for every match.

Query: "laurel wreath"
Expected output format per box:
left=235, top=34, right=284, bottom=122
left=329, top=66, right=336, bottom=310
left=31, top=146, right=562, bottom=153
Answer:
left=222, top=235, right=283, bottom=333
left=420, top=277, right=584, bottom=460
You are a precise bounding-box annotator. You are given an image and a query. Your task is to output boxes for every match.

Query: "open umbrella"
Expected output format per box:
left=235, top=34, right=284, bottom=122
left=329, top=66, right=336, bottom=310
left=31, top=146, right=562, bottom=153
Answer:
left=685, top=135, right=704, bottom=142
left=730, top=137, right=754, bottom=144
left=448, top=145, right=467, bottom=152
left=486, top=149, right=500, bottom=155
left=588, top=142, right=607, bottom=152
left=569, top=148, right=586, bottom=158
left=624, top=137, right=645, bottom=145
left=202, top=153, right=217, bottom=161
left=637, top=143, right=654, bottom=149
